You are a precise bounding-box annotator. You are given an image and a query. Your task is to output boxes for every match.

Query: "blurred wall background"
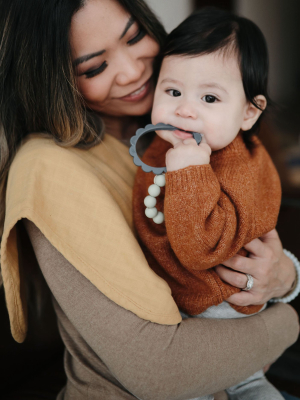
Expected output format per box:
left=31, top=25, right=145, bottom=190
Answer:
left=145, top=0, right=193, bottom=33
left=235, top=0, right=300, bottom=107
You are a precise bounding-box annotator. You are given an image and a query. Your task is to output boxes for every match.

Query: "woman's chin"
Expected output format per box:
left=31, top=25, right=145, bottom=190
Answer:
left=94, top=93, right=153, bottom=118
left=125, top=90, right=154, bottom=116
left=116, top=97, right=154, bottom=117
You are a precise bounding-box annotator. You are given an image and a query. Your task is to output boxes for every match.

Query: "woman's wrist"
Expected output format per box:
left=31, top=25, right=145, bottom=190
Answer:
left=270, top=249, right=300, bottom=303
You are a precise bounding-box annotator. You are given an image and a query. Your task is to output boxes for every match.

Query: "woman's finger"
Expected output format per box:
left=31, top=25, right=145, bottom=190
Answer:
left=260, top=228, right=280, bottom=242
left=244, top=230, right=281, bottom=260
left=214, top=265, right=250, bottom=289
left=243, top=237, right=268, bottom=258
left=221, top=254, right=258, bottom=276
left=226, top=291, right=261, bottom=306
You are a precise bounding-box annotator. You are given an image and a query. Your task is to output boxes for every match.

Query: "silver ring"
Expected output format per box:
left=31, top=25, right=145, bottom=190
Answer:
left=243, top=274, right=254, bottom=291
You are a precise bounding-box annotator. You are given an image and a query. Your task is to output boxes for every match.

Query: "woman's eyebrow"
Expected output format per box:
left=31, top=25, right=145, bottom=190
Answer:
left=73, top=17, right=134, bottom=67
left=73, top=50, right=105, bottom=67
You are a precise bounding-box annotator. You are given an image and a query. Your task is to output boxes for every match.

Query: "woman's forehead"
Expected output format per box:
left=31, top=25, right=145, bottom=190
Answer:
left=70, top=0, right=131, bottom=58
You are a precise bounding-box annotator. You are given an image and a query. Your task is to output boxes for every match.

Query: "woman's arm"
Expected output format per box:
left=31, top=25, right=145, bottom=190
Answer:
left=24, top=219, right=299, bottom=400
left=215, top=229, right=297, bottom=306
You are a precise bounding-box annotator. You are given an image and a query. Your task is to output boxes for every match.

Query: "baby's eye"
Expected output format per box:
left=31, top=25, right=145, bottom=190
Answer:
left=166, top=89, right=181, bottom=97
left=202, top=95, right=218, bottom=103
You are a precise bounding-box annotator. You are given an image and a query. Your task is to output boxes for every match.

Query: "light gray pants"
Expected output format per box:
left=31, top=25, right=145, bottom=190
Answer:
left=181, top=301, right=284, bottom=400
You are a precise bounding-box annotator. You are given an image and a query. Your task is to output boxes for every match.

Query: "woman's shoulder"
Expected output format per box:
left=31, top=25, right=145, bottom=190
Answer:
left=10, top=132, right=137, bottom=200
left=10, top=134, right=87, bottom=188
left=12, top=133, right=92, bottom=172
left=6, top=132, right=136, bottom=230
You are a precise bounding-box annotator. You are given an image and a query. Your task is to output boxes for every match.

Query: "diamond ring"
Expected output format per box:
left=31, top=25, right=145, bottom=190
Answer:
left=243, top=273, right=254, bottom=291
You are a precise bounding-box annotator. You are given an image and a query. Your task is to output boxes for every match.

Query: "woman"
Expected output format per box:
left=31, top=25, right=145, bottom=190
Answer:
left=0, top=1, right=299, bottom=399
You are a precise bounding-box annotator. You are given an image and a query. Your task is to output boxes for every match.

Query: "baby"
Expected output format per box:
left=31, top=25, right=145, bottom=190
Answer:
left=133, top=7, right=283, bottom=400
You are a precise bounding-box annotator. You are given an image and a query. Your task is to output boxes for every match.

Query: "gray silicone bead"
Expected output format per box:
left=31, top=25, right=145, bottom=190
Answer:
left=145, top=207, right=158, bottom=218
left=148, top=184, right=161, bottom=197
left=153, top=211, right=164, bottom=224
left=144, top=195, right=157, bottom=208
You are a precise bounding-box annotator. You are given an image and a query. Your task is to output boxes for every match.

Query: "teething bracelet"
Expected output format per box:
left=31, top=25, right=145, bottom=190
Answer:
left=129, top=123, right=202, bottom=224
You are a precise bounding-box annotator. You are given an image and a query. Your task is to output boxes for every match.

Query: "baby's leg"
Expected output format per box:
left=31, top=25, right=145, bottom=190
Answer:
left=226, top=369, right=284, bottom=400
left=182, top=302, right=283, bottom=400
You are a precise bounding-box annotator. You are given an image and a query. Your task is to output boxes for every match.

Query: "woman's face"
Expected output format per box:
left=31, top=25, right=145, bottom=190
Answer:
left=70, top=0, right=160, bottom=118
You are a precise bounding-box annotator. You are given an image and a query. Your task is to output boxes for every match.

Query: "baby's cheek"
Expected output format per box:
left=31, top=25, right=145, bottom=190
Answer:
left=151, top=104, right=167, bottom=125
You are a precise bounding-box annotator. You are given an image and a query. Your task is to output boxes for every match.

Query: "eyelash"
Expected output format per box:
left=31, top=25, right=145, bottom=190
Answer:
left=202, top=95, right=219, bottom=103
left=166, top=89, right=181, bottom=97
left=83, top=26, right=146, bottom=79
left=127, top=27, right=146, bottom=45
left=166, top=90, right=219, bottom=104
left=84, top=61, right=108, bottom=79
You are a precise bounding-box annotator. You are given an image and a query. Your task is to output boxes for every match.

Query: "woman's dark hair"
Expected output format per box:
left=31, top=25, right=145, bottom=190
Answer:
left=0, top=0, right=166, bottom=248
left=160, top=7, right=270, bottom=147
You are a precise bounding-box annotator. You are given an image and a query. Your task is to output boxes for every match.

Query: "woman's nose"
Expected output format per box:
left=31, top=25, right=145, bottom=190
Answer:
left=175, top=102, right=198, bottom=119
left=115, top=53, right=145, bottom=86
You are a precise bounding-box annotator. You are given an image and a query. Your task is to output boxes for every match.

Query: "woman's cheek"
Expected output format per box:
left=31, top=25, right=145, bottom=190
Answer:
left=144, top=36, right=160, bottom=58
left=79, top=78, right=109, bottom=104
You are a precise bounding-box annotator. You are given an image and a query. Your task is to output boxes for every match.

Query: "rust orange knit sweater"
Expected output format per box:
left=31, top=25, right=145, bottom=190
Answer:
left=133, top=133, right=281, bottom=315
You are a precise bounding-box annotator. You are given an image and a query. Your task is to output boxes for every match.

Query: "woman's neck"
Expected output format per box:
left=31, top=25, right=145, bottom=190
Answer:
left=101, top=115, right=142, bottom=142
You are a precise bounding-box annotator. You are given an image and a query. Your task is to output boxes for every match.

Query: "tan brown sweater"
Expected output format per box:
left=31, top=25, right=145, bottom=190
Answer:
left=133, top=133, right=281, bottom=315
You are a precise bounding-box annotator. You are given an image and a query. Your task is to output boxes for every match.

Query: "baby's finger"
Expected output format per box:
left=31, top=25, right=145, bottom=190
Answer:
left=182, top=138, right=198, bottom=146
left=200, top=134, right=207, bottom=144
left=200, top=143, right=212, bottom=155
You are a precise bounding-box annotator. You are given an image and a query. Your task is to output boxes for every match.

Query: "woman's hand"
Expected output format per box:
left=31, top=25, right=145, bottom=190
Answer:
left=214, top=229, right=296, bottom=306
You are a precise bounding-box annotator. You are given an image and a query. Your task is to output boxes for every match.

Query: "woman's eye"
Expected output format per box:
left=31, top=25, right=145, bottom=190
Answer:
left=83, top=61, right=108, bottom=79
left=167, top=89, right=181, bottom=97
left=127, top=27, right=146, bottom=46
left=202, top=95, right=218, bottom=103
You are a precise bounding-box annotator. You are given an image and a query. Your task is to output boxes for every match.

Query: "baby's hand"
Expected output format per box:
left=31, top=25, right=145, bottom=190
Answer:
left=166, top=138, right=211, bottom=172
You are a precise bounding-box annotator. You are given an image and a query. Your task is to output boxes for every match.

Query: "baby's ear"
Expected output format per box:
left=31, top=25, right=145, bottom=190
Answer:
left=241, top=95, right=267, bottom=131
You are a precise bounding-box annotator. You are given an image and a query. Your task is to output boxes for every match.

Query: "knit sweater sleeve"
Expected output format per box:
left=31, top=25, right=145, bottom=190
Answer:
left=164, top=136, right=281, bottom=271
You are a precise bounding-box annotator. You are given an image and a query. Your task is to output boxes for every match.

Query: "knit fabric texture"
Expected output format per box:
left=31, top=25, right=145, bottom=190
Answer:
left=133, top=133, right=281, bottom=315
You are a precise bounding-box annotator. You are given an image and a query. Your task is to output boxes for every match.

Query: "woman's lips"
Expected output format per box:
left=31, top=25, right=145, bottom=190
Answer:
left=118, top=79, right=151, bottom=102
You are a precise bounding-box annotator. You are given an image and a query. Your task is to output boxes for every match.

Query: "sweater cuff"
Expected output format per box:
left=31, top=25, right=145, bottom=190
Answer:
left=165, top=164, right=219, bottom=196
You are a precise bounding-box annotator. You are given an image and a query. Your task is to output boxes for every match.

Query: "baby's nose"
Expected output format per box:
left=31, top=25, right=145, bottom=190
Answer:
left=175, top=102, right=198, bottom=119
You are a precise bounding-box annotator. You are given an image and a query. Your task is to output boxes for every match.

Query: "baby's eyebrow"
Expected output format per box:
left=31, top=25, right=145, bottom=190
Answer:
left=199, top=83, right=228, bottom=94
left=160, top=78, right=182, bottom=86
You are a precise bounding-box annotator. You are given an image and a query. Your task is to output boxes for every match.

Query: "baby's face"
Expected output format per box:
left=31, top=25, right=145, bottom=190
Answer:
left=152, top=52, right=253, bottom=151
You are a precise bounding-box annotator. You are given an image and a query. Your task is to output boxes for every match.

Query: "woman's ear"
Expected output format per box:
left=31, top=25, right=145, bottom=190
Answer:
left=241, top=95, right=267, bottom=131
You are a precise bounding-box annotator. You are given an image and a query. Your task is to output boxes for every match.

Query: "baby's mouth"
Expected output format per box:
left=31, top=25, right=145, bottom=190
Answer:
left=172, top=127, right=194, bottom=140
left=177, top=128, right=194, bottom=134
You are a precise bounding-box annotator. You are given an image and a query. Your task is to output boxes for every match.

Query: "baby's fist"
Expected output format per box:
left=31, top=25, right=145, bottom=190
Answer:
left=166, top=138, right=211, bottom=172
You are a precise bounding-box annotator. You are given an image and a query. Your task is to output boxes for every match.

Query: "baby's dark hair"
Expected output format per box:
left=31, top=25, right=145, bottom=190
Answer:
left=160, top=8, right=270, bottom=147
